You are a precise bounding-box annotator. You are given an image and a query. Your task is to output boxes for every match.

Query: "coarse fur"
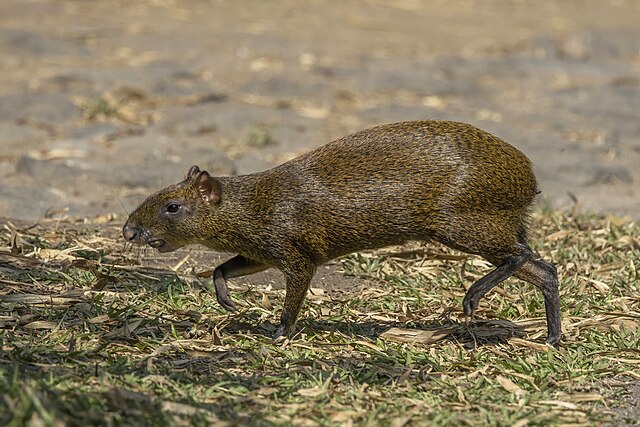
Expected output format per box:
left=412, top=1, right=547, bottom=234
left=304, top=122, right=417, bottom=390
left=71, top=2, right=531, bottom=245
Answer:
left=123, top=120, right=562, bottom=345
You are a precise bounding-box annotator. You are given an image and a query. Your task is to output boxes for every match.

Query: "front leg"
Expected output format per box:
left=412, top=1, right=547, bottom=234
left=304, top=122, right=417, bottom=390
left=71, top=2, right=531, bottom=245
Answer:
left=213, top=255, right=269, bottom=312
left=274, top=259, right=316, bottom=338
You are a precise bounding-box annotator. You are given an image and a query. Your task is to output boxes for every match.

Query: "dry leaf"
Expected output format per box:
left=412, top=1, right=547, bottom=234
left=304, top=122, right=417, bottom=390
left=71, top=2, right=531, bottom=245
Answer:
left=566, top=393, right=604, bottom=402
left=212, top=328, right=224, bottom=346
left=380, top=327, right=456, bottom=344
left=261, top=293, right=273, bottom=310
left=160, top=400, right=201, bottom=416
left=108, top=319, right=144, bottom=338
left=10, top=230, right=21, bottom=254
left=88, top=314, right=110, bottom=324
left=511, top=419, right=529, bottom=427
left=538, top=400, right=578, bottom=410
left=0, top=316, right=16, bottom=327
left=397, top=367, right=413, bottom=384
left=0, top=294, right=81, bottom=305
left=496, top=375, right=526, bottom=395
left=354, top=340, right=384, bottom=352
left=297, top=387, right=325, bottom=397
left=587, top=278, right=610, bottom=294
left=508, top=337, right=554, bottom=352
left=546, top=230, right=573, bottom=242
left=38, top=248, right=76, bottom=262
left=23, top=321, right=58, bottom=330
left=256, top=387, right=279, bottom=396
left=370, top=314, right=398, bottom=322
left=330, top=410, right=363, bottom=422
left=172, top=254, right=190, bottom=271
left=456, top=386, right=467, bottom=403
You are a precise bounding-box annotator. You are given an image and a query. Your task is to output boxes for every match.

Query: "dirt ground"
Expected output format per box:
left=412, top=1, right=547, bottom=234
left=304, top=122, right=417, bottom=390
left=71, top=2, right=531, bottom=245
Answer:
left=0, top=0, right=639, bottom=220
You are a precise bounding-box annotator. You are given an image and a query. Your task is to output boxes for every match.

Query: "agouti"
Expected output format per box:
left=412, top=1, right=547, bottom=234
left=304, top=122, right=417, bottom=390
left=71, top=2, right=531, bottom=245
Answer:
left=123, top=120, right=561, bottom=345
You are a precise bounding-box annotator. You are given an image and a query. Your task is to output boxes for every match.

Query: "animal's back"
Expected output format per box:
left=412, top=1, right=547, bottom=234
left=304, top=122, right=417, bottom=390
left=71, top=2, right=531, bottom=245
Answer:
left=273, top=120, right=538, bottom=260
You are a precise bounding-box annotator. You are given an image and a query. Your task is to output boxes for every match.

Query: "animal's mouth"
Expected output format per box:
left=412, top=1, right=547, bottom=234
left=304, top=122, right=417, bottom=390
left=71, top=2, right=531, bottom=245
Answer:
left=148, top=238, right=171, bottom=252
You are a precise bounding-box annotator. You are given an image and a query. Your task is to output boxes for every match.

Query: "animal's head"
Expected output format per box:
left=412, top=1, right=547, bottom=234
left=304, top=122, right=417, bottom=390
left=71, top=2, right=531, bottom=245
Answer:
left=122, top=166, right=222, bottom=252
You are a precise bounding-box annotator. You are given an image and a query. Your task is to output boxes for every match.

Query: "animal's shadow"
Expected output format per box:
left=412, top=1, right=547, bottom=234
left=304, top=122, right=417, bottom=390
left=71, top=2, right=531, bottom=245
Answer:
left=221, top=314, right=539, bottom=349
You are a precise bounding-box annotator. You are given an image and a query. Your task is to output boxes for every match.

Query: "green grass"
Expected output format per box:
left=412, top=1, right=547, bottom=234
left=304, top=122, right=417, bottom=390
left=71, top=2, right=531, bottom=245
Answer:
left=0, top=211, right=638, bottom=426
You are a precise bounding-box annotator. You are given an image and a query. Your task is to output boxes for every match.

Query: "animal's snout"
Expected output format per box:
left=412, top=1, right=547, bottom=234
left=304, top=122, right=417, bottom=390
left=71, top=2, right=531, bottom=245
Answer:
left=123, top=224, right=140, bottom=242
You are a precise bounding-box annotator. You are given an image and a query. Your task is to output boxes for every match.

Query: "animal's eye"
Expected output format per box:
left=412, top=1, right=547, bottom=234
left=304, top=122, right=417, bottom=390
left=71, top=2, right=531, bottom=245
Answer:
left=165, top=203, right=181, bottom=214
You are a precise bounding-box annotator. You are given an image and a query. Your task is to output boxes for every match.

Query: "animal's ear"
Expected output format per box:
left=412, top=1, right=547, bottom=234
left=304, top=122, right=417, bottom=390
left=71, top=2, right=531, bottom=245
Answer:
left=197, top=171, right=222, bottom=204
left=186, top=165, right=201, bottom=180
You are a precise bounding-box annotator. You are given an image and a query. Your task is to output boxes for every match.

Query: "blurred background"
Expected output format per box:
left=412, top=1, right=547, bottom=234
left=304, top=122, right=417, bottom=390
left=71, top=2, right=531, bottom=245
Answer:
left=0, top=0, right=638, bottom=220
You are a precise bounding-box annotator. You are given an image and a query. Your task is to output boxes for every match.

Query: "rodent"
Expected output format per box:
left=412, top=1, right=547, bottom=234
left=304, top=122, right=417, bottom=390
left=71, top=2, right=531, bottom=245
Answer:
left=123, top=120, right=562, bottom=345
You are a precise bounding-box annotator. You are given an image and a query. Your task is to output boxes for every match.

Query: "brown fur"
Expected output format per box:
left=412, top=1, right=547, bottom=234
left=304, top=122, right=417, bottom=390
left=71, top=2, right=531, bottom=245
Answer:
left=123, top=120, right=561, bottom=345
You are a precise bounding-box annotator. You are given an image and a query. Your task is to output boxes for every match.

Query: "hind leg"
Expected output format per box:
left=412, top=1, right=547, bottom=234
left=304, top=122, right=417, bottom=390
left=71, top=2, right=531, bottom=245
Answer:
left=462, top=243, right=533, bottom=319
left=463, top=251, right=561, bottom=346
left=514, top=258, right=562, bottom=346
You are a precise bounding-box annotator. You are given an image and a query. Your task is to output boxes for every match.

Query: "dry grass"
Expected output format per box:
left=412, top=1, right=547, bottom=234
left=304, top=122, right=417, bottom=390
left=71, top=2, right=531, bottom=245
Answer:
left=0, top=211, right=638, bottom=426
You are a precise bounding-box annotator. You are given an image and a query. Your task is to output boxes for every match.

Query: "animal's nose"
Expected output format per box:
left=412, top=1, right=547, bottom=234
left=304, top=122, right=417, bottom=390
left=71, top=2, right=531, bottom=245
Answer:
left=123, top=224, right=139, bottom=242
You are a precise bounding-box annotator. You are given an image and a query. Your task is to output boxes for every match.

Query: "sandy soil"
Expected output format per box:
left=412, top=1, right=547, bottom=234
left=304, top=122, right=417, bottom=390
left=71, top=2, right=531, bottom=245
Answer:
left=0, top=0, right=638, bottom=220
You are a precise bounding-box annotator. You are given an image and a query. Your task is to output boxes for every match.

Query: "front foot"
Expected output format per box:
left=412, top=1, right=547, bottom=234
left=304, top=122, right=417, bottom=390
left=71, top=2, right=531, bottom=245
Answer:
left=213, top=268, right=237, bottom=312
left=544, top=331, right=562, bottom=347
left=273, top=322, right=290, bottom=339
left=216, top=293, right=237, bottom=312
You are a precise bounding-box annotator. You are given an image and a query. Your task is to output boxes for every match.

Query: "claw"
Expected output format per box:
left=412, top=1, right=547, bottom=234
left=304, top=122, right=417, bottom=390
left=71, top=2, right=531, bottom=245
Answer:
left=217, top=295, right=237, bottom=312
left=213, top=268, right=237, bottom=312
left=462, top=294, right=476, bottom=318
left=545, top=333, right=562, bottom=348
left=273, top=324, right=286, bottom=339
left=463, top=311, right=473, bottom=325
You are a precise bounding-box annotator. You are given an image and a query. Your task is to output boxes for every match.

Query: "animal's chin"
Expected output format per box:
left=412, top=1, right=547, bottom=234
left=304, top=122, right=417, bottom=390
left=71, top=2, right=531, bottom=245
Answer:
left=147, top=238, right=179, bottom=253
